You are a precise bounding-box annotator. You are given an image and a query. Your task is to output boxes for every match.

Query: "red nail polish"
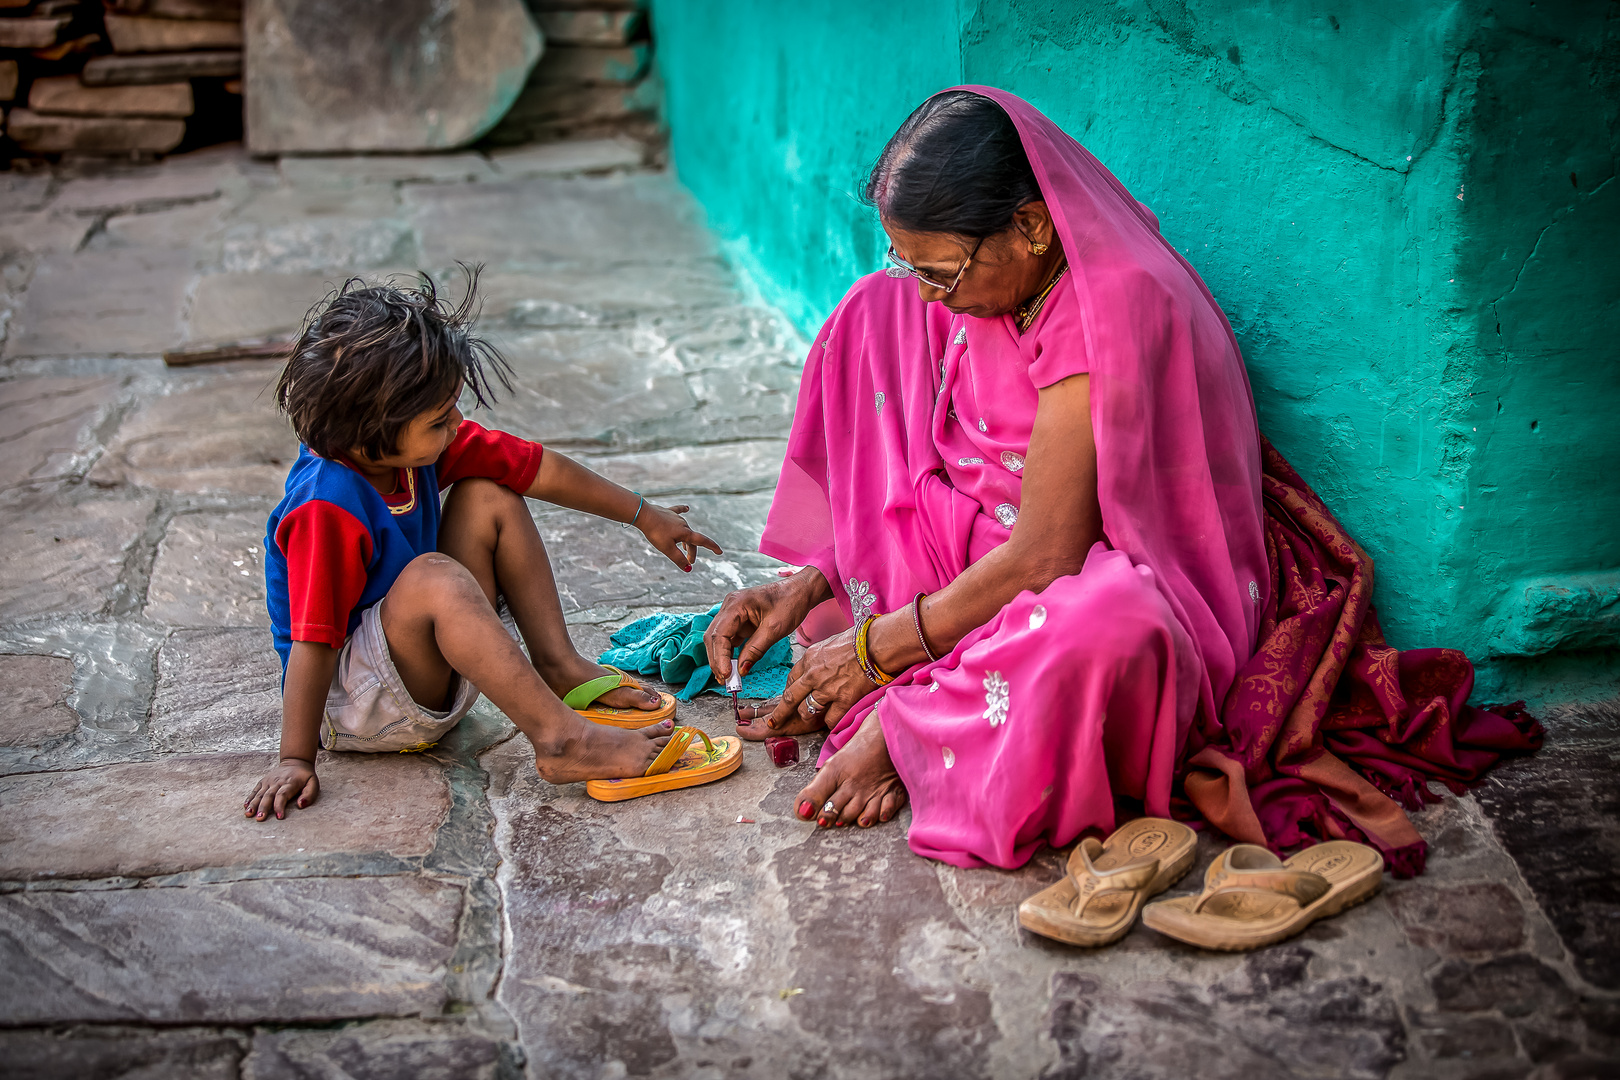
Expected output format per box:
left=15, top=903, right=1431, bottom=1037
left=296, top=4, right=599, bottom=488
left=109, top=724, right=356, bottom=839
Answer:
left=798, top=801, right=813, bottom=818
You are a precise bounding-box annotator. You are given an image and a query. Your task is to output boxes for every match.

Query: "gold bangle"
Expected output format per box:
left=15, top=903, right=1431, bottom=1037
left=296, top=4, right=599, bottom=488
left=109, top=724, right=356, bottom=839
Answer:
left=855, top=614, right=895, bottom=686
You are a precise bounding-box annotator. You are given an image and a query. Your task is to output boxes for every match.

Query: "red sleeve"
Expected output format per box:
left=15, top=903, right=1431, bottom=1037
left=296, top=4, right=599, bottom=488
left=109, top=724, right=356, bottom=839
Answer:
left=275, top=500, right=373, bottom=649
left=436, top=420, right=544, bottom=493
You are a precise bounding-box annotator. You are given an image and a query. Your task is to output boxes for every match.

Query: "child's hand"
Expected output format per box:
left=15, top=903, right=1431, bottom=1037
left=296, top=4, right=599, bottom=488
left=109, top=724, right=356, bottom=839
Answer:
left=244, top=758, right=320, bottom=821
left=639, top=502, right=722, bottom=572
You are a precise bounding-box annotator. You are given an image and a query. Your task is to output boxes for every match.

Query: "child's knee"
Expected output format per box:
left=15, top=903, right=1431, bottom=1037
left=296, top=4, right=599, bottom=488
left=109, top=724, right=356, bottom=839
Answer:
left=395, top=553, right=483, bottom=606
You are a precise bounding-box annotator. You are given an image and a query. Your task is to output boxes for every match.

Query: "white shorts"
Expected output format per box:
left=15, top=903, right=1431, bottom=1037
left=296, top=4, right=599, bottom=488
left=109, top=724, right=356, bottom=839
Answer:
left=320, top=601, right=480, bottom=752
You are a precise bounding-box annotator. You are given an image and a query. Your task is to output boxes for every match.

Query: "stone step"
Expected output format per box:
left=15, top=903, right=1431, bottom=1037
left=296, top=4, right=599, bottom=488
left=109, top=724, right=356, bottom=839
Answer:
left=0, top=15, right=69, bottom=50
left=0, top=59, right=16, bottom=103
left=104, top=12, right=243, bottom=53
left=4, top=107, right=186, bottom=155
left=28, top=74, right=194, bottom=118
left=536, top=8, right=641, bottom=46
left=81, top=48, right=242, bottom=85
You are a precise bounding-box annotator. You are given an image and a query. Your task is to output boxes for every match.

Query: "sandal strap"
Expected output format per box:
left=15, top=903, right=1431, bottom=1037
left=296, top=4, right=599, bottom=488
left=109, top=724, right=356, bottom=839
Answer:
left=1192, top=845, right=1330, bottom=913
left=563, top=665, right=636, bottom=710
left=1070, top=836, right=1161, bottom=919
left=643, top=726, right=717, bottom=777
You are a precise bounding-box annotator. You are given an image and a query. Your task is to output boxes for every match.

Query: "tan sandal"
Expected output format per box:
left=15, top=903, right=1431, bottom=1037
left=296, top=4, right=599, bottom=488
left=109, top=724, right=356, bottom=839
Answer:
left=1141, top=840, right=1383, bottom=951
left=584, top=725, right=742, bottom=802
left=1017, top=818, right=1197, bottom=947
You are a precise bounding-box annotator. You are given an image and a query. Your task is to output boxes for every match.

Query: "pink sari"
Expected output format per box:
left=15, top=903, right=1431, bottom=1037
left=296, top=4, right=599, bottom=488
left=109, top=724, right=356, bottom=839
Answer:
left=760, top=88, right=1537, bottom=872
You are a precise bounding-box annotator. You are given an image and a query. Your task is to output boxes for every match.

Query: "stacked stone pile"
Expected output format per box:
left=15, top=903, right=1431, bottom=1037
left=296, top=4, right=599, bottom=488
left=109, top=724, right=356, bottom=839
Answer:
left=485, top=0, right=659, bottom=148
left=1, top=0, right=242, bottom=160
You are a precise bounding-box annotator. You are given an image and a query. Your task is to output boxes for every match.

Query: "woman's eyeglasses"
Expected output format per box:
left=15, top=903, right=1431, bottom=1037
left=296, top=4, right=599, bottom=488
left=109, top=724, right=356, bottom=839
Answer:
left=884, top=236, right=985, bottom=294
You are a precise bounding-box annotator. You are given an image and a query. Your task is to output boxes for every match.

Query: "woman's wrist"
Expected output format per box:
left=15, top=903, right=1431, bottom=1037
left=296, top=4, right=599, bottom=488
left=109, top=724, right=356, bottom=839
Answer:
left=867, top=609, right=927, bottom=675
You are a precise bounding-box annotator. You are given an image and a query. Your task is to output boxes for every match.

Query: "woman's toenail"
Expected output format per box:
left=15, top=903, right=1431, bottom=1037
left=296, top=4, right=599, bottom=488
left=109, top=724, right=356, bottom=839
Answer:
left=798, top=801, right=812, bottom=817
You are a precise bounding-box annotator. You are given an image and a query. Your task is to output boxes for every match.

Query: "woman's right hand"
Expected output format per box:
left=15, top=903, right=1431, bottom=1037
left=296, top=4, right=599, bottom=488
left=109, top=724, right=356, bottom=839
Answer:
left=705, top=567, right=830, bottom=683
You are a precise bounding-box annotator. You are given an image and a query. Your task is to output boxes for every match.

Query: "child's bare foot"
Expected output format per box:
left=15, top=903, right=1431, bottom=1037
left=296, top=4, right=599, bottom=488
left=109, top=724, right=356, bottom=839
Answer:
left=531, top=717, right=672, bottom=784
left=546, top=657, right=665, bottom=711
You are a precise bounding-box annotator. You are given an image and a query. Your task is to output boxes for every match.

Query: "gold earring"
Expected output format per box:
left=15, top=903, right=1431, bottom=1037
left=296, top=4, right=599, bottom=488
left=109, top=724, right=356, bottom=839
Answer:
left=1030, top=241, right=1049, bottom=255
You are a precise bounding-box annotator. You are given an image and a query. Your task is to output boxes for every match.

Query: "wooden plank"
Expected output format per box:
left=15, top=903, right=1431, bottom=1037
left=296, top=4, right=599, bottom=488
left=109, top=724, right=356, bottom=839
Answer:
left=0, top=16, right=69, bottom=50
left=105, top=0, right=243, bottom=19
left=4, top=108, right=186, bottom=154
left=533, top=44, right=648, bottom=86
left=163, top=339, right=290, bottom=367
left=81, top=50, right=242, bottom=85
left=535, top=10, right=640, bottom=46
left=103, top=13, right=242, bottom=53
left=0, top=60, right=18, bottom=104
left=29, top=74, right=194, bottom=118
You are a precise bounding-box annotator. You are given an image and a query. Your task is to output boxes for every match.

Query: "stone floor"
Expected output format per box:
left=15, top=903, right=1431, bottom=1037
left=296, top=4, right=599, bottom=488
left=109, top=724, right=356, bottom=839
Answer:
left=0, top=144, right=1616, bottom=1080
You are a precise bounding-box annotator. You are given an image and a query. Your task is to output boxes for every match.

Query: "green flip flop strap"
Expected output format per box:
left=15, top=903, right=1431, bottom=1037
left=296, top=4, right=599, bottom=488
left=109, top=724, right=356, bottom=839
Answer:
left=563, top=666, right=633, bottom=710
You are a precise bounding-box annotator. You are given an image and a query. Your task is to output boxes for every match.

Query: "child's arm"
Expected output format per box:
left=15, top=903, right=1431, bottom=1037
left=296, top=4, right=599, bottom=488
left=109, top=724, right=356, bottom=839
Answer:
left=525, top=450, right=723, bottom=572
left=244, top=641, right=335, bottom=821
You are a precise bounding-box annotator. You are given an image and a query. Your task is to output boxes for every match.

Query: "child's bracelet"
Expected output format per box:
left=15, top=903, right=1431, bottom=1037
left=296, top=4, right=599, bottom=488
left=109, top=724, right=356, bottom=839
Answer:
left=622, top=493, right=644, bottom=529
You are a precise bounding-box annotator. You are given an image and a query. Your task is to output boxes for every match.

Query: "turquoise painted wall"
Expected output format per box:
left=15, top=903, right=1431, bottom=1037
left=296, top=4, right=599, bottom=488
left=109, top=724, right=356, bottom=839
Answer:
left=651, top=0, right=1620, bottom=701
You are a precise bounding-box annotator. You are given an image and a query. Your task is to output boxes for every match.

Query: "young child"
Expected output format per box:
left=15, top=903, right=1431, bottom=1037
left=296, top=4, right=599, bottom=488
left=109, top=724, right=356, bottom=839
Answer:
left=245, top=273, right=721, bottom=821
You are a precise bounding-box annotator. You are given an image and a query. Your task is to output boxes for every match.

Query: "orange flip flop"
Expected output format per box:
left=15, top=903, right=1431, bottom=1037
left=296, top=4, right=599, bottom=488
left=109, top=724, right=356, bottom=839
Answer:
left=564, top=664, right=676, bottom=728
left=585, top=725, right=742, bottom=802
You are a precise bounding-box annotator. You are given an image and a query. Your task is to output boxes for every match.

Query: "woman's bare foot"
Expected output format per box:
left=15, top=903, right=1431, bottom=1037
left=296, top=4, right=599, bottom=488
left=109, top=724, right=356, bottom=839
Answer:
left=735, top=700, right=827, bottom=742
left=530, top=718, right=672, bottom=784
left=545, top=657, right=663, bottom=711
left=794, top=711, right=907, bottom=828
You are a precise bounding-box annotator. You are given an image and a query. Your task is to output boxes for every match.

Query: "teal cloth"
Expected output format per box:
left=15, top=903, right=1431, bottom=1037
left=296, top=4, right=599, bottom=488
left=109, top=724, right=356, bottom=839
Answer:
left=598, top=605, right=793, bottom=701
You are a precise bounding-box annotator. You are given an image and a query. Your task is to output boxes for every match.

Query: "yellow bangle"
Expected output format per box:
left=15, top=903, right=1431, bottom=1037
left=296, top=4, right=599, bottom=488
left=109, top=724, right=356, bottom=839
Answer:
left=855, top=614, right=895, bottom=686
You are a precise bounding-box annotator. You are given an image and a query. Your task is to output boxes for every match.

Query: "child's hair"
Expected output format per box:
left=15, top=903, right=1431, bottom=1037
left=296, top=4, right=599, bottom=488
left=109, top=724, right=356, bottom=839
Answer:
left=276, top=267, right=512, bottom=461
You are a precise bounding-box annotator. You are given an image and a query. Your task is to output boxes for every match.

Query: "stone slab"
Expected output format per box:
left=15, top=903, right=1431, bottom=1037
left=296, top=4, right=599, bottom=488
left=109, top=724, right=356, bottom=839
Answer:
left=111, top=0, right=244, bottom=19
left=577, top=440, right=787, bottom=497
left=50, top=150, right=236, bottom=211
left=89, top=368, right=299, bottom=496
left=221, top=186, right=416, bottom=274
left=0, top=653, right=79, bottom=746
left=0, top=875, right=460, bottom=1023
left=0, top=59, right=17, bottom=103
left=0, top=492, right=155, bottom=621
left=149, top=628, right=281, bottom=753
left=0, top=375, right=126, bottom=490
left=487, top=136, right=644, bottom=178
left=29, top=74, right=195, bottom=119
left=3, top=246, right=194, bottom=358
left=4, top=109, right=187, bottom=157
left=1387, top=880, right=1527, bottom=957
left=104, top=13, right=243, bottom=53
left=1475, top=742, right=1620, bottom=990
left=0, top=751, right=451, bottom=879
left=243, top=1020, right=514, bottom=1080
left=406, top=173, right=716, bottom=269
left=82, top=50, right=243, bottom=87
left=471, top=262, right=736, bottom=328
left=499, top=83, right=648, bottom=128
left=87, top=197, right=229, bottom=256
left=0, top=16, right=68, bottom=51
left=0, top=1028, right=245, bottom=1080
left=278, top=153, right=497, bottom=188
left=529, top=493, right=782, bottom=616
left=245, top=0, right=540, bottom=154
left=0, top=210, right=94, bottom=259
left=533, top=44, right=648, bottom=86
left=184, top=271, right=343, bottom=346
left=145, top=509, right=271, bottom=627
left=535, top=9, right=639, bottom=45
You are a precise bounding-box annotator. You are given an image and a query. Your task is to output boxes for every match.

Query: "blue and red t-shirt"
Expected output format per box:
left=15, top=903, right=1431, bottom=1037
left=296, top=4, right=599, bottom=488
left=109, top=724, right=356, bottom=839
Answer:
left=264, top=420, right=543, bottom=671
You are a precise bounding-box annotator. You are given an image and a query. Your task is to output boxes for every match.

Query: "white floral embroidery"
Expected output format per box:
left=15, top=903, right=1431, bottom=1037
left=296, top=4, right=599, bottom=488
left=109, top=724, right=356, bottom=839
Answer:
left=977, top=417, right=989, bottom=433
left=958, top=456, right=985, bottom=466
left=1028, top=604, right=1047, bottom=630
left=874, top=391, right=885, bottom=414
left=982, top=671, right=1010, bottom=728
left=954, top=327, right=967, bottom=345
left=995, top=503, right=1019, bottom=528
left=942, top=746, right=956, bottom=769
left=1249, top=580, right=1260, bottom=603
left=1001, top=451, right=1025, bottom=472
left=845, top=577, right=874, bottom=622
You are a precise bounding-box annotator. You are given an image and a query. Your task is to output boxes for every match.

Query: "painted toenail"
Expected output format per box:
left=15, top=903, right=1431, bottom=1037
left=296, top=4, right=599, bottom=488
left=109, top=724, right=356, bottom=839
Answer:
left=798, top=801, right=812, bottom=817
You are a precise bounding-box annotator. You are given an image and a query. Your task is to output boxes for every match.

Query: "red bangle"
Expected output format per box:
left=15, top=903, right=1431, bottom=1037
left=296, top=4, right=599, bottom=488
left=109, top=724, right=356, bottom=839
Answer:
left=912, top=592, right=938, bottom=663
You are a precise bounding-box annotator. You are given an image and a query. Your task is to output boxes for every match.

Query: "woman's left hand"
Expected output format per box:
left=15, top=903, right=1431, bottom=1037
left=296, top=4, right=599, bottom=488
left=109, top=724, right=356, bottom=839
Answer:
left=766, top=626, right=874, bottom=732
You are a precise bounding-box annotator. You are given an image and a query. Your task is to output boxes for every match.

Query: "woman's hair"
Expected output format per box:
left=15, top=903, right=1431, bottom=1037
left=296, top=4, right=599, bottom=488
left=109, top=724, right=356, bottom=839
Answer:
left=863, top=90, right=1042, bottom=238
left=275, top=266, right=512, bottom=461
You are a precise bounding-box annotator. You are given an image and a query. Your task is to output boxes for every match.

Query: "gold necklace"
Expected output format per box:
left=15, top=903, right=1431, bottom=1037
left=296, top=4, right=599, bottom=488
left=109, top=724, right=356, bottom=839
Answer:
left=1015, top=260, right=1069, bottom=333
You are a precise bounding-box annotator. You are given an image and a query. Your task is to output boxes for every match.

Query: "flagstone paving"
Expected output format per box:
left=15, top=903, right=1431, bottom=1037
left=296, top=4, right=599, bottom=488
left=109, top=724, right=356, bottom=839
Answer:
left=0, top=144, right=1615, bottom=1079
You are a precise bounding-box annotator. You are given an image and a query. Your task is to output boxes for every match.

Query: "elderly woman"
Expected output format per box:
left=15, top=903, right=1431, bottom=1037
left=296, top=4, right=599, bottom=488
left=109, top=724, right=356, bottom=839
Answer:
left=705, top=88, right=1537, bottom=872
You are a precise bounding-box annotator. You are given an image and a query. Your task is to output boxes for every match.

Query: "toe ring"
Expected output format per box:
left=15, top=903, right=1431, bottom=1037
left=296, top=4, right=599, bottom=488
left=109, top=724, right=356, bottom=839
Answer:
left=821, top=799, right=836, bottom=814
